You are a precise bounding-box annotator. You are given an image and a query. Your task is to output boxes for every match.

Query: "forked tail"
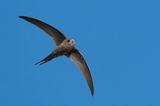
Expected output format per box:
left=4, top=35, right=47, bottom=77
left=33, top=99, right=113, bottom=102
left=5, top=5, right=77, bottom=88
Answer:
left=35, top=53, right=55, bottom=65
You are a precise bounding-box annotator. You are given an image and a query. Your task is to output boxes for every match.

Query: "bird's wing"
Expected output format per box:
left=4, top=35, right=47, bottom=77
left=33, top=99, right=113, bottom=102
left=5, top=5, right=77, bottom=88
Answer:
left=19, top=16, right=66, bottom=46
left=68, top=48, right=94, bottom=96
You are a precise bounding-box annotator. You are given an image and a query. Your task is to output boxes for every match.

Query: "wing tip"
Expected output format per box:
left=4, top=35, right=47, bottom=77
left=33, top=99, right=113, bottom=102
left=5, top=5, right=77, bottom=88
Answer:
left=19, top=16, right=32, bottom=21
left=90, top=85, right=94, bottom=96
left=91, top=91, right=94, bottom=96
left=19, top=16, right=26, bottom=19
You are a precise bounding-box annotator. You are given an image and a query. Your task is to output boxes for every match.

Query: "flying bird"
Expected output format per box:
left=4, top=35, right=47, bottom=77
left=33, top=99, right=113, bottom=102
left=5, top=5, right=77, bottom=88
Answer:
left=19, top=16, right=94, bottom=96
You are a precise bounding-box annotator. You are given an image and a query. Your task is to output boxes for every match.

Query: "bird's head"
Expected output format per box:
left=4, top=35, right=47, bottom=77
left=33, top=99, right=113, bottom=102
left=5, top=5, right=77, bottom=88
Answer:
left=67, top=39, right=75, bottom=46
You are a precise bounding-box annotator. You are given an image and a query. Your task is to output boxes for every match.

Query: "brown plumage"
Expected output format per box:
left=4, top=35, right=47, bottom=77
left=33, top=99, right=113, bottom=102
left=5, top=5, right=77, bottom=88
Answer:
left=19, top=16, right=94, bottom=96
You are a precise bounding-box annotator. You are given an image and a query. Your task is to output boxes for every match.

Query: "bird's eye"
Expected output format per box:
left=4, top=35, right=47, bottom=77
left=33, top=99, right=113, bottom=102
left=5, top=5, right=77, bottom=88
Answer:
left=67, top=40, right=70, bottom=42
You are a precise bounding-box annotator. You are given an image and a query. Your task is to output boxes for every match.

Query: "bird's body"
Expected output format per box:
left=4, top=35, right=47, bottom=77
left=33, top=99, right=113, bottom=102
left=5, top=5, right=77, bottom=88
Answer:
left=36, top=39, right=75, bottom=65
left=58, top=39, right=75, bottom=52
left=19, top=16, right=94, bottom=96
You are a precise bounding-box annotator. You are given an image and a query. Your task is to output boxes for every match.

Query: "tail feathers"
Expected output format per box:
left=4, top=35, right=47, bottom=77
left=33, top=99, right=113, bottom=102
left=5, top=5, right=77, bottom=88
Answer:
left=35, top=53, right=55, bottom=65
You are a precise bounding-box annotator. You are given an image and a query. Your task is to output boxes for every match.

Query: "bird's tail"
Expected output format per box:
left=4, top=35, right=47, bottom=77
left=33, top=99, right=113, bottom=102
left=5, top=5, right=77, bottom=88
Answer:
left=35, top=53, right=55, bottom=65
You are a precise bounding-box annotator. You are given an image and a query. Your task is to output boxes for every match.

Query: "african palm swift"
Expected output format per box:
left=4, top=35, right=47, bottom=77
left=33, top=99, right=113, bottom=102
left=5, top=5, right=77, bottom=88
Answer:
left=19, top=16, right=94, bottom=96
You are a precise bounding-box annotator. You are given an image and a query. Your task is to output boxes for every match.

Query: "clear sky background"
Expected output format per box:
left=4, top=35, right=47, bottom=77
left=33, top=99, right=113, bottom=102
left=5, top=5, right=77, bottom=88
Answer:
left=0, top=0, right=160, bottom=106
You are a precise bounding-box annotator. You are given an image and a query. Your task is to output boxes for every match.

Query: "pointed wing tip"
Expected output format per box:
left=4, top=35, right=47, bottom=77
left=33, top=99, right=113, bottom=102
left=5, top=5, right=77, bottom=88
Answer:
left=34, top=63, right=39, bottom=65
left=90, top=86, right=94, bottom=96
left=19, top=16, right=32, bottom=21
left=91, top=92, right=94, bottom=96
left=19, top=16, right=26, bottom=19
left=19, top=16, right=31, bottom=21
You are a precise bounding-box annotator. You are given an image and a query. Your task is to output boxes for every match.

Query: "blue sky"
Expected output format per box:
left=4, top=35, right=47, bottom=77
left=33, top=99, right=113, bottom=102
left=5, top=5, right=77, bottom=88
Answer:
left=0, top=0, right=160, bottom=106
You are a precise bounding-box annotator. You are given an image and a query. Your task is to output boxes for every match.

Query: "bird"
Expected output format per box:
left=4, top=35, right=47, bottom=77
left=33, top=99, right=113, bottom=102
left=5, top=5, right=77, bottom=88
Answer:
left=19, top=16, right=94, bottom=96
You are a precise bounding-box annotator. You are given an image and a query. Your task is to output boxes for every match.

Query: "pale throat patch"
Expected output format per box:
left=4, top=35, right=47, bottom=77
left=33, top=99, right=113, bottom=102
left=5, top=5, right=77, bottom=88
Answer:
left=69, top=39, right=75, bottom=46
